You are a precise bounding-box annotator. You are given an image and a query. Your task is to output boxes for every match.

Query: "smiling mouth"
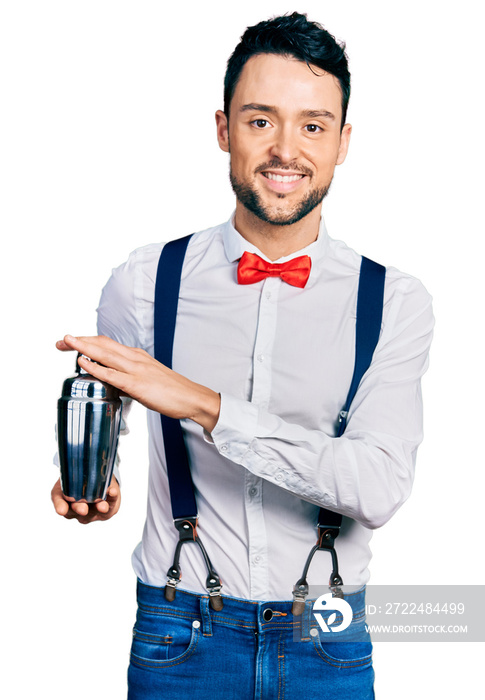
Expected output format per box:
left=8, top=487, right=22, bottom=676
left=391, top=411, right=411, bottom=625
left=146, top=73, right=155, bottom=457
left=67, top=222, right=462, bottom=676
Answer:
left=261, top=172, right=305, bottom=183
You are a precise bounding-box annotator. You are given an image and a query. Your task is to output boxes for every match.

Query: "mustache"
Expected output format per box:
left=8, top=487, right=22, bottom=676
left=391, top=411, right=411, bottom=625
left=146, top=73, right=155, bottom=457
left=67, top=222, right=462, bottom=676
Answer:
left=254, top=160, right=313, bottom=177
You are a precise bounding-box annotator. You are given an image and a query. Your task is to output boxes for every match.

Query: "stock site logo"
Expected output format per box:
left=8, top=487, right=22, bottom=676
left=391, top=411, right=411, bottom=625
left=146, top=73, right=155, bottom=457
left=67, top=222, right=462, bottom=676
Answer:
left=313, top=593, right=353, bottom=633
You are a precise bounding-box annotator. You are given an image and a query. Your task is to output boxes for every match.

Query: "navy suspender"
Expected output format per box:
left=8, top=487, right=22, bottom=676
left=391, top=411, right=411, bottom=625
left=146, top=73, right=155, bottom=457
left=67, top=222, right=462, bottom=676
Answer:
left=154, top=234, right=197, bottom=520
left=337, top=256, right=387, bottom=437
left=154, top=237, right=386, bottom=611
left=154, top=234, right=223, bottom=610
left=292, top=256, right=385, bottom=613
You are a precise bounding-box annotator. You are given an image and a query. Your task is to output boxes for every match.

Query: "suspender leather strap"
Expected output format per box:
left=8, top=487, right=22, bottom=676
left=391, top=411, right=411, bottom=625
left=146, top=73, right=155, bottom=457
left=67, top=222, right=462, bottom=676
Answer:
left=292, top=256, right=386, bottom=614
left=154, top=235, right=223, bottom=610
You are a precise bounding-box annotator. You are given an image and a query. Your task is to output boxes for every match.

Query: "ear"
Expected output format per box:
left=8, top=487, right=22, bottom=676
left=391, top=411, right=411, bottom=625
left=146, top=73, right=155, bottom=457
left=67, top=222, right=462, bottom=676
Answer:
left=215, top=110, right=230, bottom=153
left=336, top=123, right=352, bottom=165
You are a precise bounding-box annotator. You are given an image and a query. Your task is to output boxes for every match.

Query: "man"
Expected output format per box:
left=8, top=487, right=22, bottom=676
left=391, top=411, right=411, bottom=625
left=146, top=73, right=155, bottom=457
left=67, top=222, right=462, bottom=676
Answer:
left=52, top=12, right=433, bottom=699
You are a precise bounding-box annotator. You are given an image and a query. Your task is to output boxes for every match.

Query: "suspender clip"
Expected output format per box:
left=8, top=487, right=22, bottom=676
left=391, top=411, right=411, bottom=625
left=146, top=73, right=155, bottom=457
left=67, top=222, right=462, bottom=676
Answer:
left=291, top=523, right=344, bottom=615
left=206, top=572, right=223, bottom=612
left=164, top=575, right=180, bottom=602
left=164, top=516, right=224, bottom=609
left=317, top=526, right=344, bottom=599
left=164, top=517, right=198, bottom=602
left=292, top=580, right=309, bottom=617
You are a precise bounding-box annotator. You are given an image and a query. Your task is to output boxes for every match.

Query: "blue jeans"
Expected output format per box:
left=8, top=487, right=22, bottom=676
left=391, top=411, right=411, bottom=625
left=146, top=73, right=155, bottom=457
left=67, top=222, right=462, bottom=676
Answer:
left=128, top=580, right=374, bottom=699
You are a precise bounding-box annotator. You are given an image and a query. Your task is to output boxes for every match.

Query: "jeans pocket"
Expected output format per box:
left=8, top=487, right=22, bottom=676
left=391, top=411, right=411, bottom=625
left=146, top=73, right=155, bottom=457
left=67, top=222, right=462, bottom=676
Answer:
left=130, top=616, right=201, bottom=669
left=311, top=620, right=373, bottom=669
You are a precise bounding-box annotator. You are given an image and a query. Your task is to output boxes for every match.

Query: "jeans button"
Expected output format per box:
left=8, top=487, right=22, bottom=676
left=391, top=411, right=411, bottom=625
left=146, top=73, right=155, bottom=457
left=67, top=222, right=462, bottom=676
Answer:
left=263, top=608, right=273, bottom=622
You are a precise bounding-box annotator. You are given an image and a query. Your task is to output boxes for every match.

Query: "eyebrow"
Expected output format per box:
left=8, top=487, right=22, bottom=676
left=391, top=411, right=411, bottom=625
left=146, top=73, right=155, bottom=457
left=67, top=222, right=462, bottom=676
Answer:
left=240, top=103, right=336, bottom=121
left=301, top=109, right=336, bottom=121
left=240, top=103, right=278, bottom=115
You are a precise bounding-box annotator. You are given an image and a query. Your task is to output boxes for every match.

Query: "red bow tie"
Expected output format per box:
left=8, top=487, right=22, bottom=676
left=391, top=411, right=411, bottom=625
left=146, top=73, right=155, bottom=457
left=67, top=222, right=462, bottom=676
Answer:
left=237, top=251, right=312, bottom=288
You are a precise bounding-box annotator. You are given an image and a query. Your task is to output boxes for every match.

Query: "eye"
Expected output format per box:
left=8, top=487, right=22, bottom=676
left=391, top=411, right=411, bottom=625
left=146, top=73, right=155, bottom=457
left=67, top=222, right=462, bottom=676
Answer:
left=305, top=124, right=323, bottom=133
left=251, top=119, right=271, bottom=129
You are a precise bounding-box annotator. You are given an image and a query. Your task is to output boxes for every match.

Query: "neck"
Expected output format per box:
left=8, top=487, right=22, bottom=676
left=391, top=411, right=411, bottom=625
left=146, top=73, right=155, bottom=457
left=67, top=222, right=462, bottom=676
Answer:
left=233, top=203, right=322, bottom=261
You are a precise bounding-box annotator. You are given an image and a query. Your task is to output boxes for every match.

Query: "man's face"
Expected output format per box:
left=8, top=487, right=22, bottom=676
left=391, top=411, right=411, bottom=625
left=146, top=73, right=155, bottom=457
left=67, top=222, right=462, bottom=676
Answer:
left=216, top=53, right=351, bottom=226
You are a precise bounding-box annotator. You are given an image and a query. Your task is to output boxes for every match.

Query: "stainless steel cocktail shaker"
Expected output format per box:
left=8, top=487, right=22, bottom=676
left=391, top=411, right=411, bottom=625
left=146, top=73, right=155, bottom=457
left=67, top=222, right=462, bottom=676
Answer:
left=57, top=355, right=122, bottom=502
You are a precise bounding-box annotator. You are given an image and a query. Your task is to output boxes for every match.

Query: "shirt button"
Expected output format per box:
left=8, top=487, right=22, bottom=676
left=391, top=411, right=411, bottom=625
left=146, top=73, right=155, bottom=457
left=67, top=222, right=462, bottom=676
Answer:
left=249, top=487, right=258, bottom=497
left=253, top=555, right=261, bottom=564
left=275, top=473, right=284, bottom=482
left=220, top=444, right=228, bottom=452
left=257, top=354, right=265, bottom=362
left=265, top=291, right=272, bottom=299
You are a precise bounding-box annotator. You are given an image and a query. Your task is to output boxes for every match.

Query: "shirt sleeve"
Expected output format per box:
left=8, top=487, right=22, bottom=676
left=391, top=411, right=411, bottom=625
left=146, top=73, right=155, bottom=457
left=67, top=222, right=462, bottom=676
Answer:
left=210, top=275, right=434, bottom=530
left=96, top=251, right=145, bottom=348
left=95, top=250, right=145, bottom=478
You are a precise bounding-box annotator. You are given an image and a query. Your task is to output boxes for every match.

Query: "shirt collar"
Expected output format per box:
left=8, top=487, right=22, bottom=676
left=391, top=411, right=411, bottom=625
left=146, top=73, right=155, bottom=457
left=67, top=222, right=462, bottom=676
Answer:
left=222, top=211, right=329, bottom=268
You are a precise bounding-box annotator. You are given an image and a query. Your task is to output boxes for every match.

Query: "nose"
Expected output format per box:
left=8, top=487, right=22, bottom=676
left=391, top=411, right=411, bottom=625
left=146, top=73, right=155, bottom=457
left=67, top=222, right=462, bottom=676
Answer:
left=269, top=125, right=300, bottom=164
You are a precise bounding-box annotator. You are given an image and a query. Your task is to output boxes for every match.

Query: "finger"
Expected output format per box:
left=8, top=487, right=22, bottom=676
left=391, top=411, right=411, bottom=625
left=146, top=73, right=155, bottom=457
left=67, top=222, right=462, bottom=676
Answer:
left=77, top=501, right=116, bottom=524
left=95, top=500, right=110, bottom=514
left=67, top=503, right=105, bottom=524
left=71, top=501, right=89, bottom=517
left=76, top=354, right=122, bottom=381
left=65, top=338, right=133, bottom=389
left=107, top=480, right=120, bottom=500
left=55, top=340, right=75, bottom=351
left=104, top=483, right=120, bottom=512
left=75, top=356, right=133, bottom=400
left=53, top=496, right=70, bottom=517
left=62, top=335, right=130, bottom=368
left=51, top=479, right=70, bottom=516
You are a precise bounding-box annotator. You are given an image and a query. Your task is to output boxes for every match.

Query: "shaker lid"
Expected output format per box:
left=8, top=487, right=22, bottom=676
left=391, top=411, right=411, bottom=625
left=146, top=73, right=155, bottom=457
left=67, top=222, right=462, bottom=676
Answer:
left=61, top=372, right=121, bottom=400
left=61, top=355, right=121, bottom=400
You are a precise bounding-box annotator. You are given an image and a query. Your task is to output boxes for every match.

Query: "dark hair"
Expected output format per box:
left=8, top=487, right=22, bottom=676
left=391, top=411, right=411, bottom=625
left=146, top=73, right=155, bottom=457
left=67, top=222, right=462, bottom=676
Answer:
left=224, top=12, right=351, bottom=129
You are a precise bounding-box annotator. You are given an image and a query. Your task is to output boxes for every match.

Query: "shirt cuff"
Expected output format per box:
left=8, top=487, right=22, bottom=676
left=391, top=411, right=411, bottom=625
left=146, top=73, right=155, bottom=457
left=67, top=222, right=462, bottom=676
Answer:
left=209, top=392, right=259, bottom=461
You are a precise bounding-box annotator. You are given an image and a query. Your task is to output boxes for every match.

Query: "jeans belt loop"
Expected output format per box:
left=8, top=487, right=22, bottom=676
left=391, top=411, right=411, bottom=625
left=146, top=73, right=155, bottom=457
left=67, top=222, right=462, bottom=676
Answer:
left=199, top=595, right=213, bottom=637
left=302, top=599, right=312, bottom=640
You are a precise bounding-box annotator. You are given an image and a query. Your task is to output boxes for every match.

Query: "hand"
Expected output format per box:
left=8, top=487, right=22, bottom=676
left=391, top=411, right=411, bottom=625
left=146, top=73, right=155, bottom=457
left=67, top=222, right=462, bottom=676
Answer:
left=51, top=476, right=121, bottom=524
left=56, top=334, right=221, bottom=432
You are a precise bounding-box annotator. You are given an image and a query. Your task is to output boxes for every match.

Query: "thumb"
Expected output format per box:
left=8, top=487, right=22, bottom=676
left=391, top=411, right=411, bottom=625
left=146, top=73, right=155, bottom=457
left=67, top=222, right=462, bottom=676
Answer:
left=107, top=479, right=120, bottom=500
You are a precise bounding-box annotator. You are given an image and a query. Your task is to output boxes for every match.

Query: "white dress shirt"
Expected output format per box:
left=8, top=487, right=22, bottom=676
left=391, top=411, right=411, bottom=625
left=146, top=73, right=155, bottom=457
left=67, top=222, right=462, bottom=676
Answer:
left=97, top=214, right=434, bottom=601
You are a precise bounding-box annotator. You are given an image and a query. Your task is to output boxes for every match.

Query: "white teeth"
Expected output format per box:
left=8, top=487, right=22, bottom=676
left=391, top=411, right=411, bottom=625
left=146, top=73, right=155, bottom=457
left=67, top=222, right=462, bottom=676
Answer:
left=264, top=173, right=303, bottom=183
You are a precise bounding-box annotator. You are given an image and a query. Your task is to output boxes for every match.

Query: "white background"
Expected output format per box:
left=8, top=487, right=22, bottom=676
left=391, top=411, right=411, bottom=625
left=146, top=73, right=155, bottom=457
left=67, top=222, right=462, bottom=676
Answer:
left=1, top=1, right=483, bottom=697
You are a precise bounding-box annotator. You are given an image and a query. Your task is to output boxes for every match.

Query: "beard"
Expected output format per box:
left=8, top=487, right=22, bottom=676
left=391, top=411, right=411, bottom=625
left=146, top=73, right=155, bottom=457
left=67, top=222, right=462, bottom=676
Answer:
left=230, top=166, right=331, bottom=226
